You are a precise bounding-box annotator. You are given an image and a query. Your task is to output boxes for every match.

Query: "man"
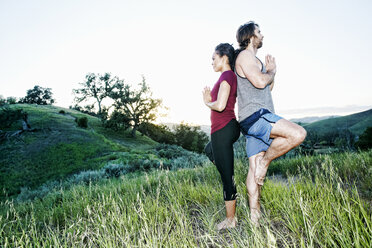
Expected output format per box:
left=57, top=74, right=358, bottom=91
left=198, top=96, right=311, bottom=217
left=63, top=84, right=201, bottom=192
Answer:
left=234, top=21, right=307, bottom=225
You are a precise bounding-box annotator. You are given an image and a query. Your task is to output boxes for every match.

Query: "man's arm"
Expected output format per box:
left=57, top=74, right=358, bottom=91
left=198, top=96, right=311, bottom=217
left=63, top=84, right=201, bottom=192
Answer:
left=270, top=79, right=275, bottom=91
left=237, top=51, right=276, bottom=89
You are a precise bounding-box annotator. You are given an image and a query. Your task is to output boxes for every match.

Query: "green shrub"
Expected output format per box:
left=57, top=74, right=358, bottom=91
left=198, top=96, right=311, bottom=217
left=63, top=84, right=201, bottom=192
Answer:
left=103, top=163, right=128, bottom=178
left=6, top=97, right=17, bottom=104
left=0, top=106, right=24, bottom=129
left=355, top=126, right=372, bottom=150
left=0, top=96, right=5, bottom=106
left=154, top=143, right=208, bottom=170
left=16, top=181, right=61, bottom=202
left=127, top=158, right=163, bottom=172
left=138, top=122, right=176, bottom=144
left=155, top=144, right=188, bottom=159
left=170, top=154, right=207, bottom=170
left=59, top=110, right=66, bottom=114
left=69, top=170, right=105, bottom=185
left=173, top=122, right=209, bottom=153
left=77, top=117, right=88, bottom=128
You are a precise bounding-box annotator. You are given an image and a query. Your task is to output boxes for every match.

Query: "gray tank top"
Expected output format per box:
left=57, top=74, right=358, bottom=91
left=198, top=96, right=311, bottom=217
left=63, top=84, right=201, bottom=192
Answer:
left=236, top=58, right=275, bottom=121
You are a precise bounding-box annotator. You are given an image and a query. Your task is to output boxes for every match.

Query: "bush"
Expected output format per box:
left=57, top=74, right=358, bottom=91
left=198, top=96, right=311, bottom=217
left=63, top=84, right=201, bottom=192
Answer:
left=170, top=153, right=208, bottom=170
left=69, top=104, right=98, bottom=117
left=59, top=110, right=66, bottom=114
left=155, top=144, right=188, bottom=159
left=127, top=158, right=163, bottom=172
left=355, top=126, right=372, bottom=150
left=77, top=117, right=88, bottom=128
left=173, top=122, right=209, bottom=153
left=6, top=97, right=17, bottom=104
left=104, top=110, right=131, bottom=131
left=138, top=122, right=176, bottom=144
left=69, top=170, right=105, bottom=185
left=0, top=95, right=5, bottom=106
left=16, top=181, right=61, bottom=202
left=0, top=106, right=24, bottom=129
left=103, top=163, right=128, bottom=178
left=154, top=143, right=208, bottom=170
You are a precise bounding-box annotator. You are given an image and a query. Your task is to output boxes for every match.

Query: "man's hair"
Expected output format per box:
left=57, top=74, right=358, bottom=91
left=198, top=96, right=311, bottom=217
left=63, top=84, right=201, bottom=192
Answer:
left=236, top=21, right=259, bottom=50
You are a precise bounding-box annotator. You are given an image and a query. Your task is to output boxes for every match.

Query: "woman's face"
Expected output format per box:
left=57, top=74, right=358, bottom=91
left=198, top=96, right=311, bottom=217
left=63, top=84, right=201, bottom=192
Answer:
left=212, top=52, right=225, bottom=72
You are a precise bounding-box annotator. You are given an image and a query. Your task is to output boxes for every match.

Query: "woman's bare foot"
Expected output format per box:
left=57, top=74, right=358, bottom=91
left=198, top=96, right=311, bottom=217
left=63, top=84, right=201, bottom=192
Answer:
left=216, top=217, right=237, bottom=230
left=255, top=155, right=268, bottom=186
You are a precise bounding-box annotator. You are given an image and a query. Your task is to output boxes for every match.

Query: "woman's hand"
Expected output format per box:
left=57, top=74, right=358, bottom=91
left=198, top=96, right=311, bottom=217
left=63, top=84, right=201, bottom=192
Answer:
left=203, top=86, right=212, bottom=105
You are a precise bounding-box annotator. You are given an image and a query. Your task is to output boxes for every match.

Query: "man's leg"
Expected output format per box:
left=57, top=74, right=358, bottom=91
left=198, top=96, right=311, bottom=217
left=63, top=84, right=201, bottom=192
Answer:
left=246, top=152, right=265, bottom=225
left=255, top=119, right=307, bottom=185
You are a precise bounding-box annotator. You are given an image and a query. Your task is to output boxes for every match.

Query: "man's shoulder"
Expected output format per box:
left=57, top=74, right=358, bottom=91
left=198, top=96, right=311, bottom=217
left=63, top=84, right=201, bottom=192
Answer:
left=236, top=50, right=255, bottom=62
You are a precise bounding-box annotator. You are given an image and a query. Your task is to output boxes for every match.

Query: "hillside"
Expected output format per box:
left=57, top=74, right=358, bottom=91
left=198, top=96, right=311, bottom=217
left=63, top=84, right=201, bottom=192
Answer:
left=0, top=104, right=158, bottom=199
left=0, top=150, right=371, bottom=247
left=303, top=108, right=372, bottom=137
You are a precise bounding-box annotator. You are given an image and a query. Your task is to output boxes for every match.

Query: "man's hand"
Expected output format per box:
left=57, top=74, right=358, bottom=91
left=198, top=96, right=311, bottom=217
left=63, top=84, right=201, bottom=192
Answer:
left=265, top=54, right=276, bottom=74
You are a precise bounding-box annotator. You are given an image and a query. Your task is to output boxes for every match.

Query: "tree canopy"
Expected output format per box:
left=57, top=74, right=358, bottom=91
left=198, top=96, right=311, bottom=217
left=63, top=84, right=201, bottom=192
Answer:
left=20, top=85, right=55, bottom=105
left=73, top=73, right=121, bottom=119
left=110, top=76, right=162, bottom=137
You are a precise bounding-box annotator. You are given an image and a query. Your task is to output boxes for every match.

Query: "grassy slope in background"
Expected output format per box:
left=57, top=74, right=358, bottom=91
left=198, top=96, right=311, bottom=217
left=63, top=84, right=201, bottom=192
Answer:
left=0, top=104, right=157, bottom=199
left=303, top=108, right=372, bottom=137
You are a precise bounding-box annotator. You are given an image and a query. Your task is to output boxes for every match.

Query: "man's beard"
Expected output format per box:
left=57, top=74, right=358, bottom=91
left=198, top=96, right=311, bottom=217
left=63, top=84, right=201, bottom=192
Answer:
left=257, top=40, right=263, bottom=48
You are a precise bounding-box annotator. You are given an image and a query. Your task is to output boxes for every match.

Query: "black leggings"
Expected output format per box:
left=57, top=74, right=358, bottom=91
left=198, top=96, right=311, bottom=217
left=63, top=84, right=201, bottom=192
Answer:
left=211, top=119, right=240, bottom=201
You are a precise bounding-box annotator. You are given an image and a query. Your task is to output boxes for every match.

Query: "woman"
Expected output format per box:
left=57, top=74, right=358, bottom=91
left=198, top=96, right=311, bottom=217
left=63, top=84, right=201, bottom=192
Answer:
left=202, top=43, right=240, bottom=230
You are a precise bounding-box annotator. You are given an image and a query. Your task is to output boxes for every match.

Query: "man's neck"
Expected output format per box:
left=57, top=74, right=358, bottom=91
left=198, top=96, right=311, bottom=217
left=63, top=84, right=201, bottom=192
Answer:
left=246, top=44, right=258, bottom=55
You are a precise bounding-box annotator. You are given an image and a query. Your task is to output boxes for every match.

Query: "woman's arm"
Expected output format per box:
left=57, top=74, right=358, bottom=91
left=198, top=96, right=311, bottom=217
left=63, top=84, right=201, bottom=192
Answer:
left=203, top=81, right=231, bottom=112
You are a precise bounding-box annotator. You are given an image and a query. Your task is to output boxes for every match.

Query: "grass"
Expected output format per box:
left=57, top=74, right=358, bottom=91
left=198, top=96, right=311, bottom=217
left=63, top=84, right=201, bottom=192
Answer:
left=268, top=150, right=372, bottom=199
left=0, top=104, right=157, bottom=200
left=0, top=151, right=371, bottom=247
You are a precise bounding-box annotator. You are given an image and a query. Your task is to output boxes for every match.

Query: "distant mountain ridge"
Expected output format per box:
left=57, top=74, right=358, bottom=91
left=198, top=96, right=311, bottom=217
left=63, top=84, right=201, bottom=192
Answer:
left=163, top=109, right=372, bottom=137
left=290, top=115, right=340, bottom=124
left=303, top=108, right=372, bottom=137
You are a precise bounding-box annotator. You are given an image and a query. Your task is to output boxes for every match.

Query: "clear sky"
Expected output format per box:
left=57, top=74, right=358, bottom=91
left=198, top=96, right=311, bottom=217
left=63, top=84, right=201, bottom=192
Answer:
left=1, top=0, right=371, bottom=125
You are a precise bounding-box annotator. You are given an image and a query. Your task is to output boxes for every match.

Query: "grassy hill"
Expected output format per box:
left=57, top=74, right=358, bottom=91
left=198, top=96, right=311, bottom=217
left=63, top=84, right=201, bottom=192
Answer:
left=0, top=104, right=159, bottom=199
left=0, top=104, right=371, bottom=247
left=303, top=108, right=372, bottom=137
left=0, top=150, right=371, bottom=247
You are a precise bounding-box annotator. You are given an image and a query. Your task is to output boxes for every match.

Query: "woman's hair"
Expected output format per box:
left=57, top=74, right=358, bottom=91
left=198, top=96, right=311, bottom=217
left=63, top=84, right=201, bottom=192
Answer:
left=235, top=21, right=259, bottom=57
left=215, top=43, right=235, bottom=70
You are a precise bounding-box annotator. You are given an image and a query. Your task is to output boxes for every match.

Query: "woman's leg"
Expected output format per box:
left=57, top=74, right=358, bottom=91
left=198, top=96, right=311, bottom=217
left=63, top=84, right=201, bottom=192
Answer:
left=216, top=200, right=237, bottom=230
left=211, top=120, right=240, bottom=230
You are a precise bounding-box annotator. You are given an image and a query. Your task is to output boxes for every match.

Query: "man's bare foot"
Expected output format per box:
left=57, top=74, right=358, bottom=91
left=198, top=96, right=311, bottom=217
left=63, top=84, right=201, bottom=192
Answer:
left=255, top=155, right=268, bottom=186
left=251, top=208, right=261, bottom=227
left=216, top=217, right=237, bottom=230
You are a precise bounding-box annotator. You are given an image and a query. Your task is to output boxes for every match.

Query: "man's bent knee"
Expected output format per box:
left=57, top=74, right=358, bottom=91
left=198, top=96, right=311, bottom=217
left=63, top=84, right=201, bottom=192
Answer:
left=295, top=126, right=307, bottom=144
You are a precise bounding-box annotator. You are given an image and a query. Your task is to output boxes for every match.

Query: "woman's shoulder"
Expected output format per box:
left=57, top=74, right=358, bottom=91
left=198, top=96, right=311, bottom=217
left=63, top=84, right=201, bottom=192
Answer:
left=221, top=70, right=237, bottom=83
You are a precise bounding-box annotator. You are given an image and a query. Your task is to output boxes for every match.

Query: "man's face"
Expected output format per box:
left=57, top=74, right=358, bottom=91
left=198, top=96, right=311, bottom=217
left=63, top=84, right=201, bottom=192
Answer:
left=253, top=26, right=264, bottom=49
